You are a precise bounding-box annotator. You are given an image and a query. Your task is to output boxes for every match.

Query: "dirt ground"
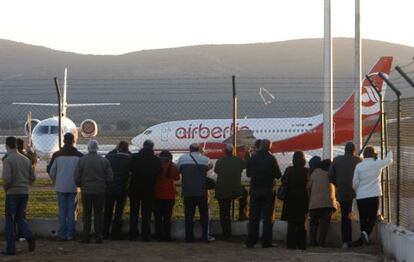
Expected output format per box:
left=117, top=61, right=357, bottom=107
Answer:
left=0, top=238, right=389, bottom=262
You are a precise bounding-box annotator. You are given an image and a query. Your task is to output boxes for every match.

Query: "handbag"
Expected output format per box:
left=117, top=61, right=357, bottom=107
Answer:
left=277, top=170, right=289, bottom=201
left=189, top=153, right=215, bottom=190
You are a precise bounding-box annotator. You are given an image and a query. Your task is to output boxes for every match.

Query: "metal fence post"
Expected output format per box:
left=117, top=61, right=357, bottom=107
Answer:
left=53, top=77, right=62, bottom=149
left=366, top=75, right=386, bottom=218
left=394, top=65, right=414, bottom=225
left=231, top=75, right=237, bottom=221
left=383, top=110, right=391, bottom=222
left=395, top=66, right=414, bottom=89
left=232, top=75, right=237, bottom=154
left=379, top=72, right=401, bottom=226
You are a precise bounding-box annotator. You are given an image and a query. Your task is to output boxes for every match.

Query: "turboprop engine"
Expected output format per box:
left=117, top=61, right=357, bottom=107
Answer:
left=80, top=119, right=98, bottom=138
left=24, top=119, right=40, bottom=135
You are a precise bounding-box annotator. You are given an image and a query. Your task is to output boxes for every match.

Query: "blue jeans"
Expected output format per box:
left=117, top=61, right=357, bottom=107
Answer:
left=184, top=196, right=209, bottom=241
left=57, top=192, right=77, bottom=240
left=5, top=194, right=33, bottom=254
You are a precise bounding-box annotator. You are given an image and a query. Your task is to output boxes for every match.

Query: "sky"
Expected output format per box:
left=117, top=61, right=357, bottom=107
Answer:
left=1, top=0, right=413, bottom=55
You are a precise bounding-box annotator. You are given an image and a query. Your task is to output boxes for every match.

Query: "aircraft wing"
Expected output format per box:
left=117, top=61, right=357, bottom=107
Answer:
left=222, top=129, right=256, bottom=147
left=387, top=117, right=412, bottom=123
left=68, top=103, right=120, bottom=107
left=13, top=102, right=120, bottom=107
left=12, top=102, right=58, bottom=106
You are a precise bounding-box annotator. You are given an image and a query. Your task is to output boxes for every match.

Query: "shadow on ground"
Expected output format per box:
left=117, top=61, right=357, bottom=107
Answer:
left=0, top=238, right=387, bottom=262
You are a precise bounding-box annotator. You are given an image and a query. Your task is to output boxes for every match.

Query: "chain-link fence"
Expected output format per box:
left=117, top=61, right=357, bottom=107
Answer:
left=0, top=76, right=358, bottom=170
left=382, top=64, right=414, bottom=230
left=0, top=71, right=413, bottom=223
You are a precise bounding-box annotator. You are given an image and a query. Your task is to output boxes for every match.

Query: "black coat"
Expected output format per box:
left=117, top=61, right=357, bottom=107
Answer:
left=246, top=150, right=282, bottom=196
left=105, top=152, right=131, bottom=195
left=129, top=148, right=162, bottom=198
left=281, top=166, right=309, bottom=222
left=328, top=154, right=362, bottom=201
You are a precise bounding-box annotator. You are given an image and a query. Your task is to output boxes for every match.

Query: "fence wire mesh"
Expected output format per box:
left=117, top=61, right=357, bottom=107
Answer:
left=0, top=73, right=413, bottom=226
left=380, top=65, right=414, bottom=229
left=383, top=98, right=414, bottom=229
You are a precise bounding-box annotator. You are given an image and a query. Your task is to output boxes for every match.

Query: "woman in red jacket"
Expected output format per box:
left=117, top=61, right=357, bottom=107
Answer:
left=154, top=150, right=180, bottom=241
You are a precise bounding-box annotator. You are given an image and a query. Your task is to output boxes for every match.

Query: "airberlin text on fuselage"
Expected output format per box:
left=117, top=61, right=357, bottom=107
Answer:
left=175, top=123, right=249, bottom=139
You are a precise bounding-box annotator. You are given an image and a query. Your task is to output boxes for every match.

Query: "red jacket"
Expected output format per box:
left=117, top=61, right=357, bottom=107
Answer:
left=155, top=159, right=180, bottom=200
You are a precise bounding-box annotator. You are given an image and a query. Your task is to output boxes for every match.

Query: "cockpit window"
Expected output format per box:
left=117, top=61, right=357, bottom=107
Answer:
left=144, top=130, right=152, bottom=135
left=35, top=126, right=49, bottom=135
left=50, top=126, right=59, bottom=134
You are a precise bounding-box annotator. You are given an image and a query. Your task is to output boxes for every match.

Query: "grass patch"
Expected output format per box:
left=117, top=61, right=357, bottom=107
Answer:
left=0, top=179, right=340, bottom=221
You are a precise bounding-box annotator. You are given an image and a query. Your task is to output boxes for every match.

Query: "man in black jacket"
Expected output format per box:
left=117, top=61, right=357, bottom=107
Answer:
left=104, top=141, right=131, bottom=239
left=129, top=140, right=162, bottom=241
left=245, top=139, right=281, bottom=248
left=328, top=142, right=362, bottom=248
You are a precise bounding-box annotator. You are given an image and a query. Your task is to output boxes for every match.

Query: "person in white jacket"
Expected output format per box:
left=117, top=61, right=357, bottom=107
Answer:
left=352, top=146, right=393, bottom=245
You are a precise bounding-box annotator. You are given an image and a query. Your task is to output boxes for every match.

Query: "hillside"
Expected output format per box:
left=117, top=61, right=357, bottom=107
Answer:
left=1, top=38, right=413, bottom=79
left=1, top=38, right=413, bottom=131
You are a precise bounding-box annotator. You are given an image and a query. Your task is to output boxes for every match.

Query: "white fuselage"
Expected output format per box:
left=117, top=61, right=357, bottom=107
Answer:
left=31, top=117, right=78, bottom=158
left=131, top=115, right=321, bottom=151
left=130, top=56, right=392, bottom=153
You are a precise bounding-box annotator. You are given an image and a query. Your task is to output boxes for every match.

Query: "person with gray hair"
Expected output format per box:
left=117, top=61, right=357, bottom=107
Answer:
left=177, top=143, right=213, bottom=242
left=214, top=144, right=246, bottom=240
left=74, top=139, right=113, bottom=243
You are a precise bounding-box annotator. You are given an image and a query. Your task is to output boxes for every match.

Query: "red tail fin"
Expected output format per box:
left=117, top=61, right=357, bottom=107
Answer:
left=271, top=57, right=394, bottom=153
left=334, top=56, right=393, bottom=121
left=361, top=56, right=393, bottom=116
left=332, top=56, right=393, bottom=143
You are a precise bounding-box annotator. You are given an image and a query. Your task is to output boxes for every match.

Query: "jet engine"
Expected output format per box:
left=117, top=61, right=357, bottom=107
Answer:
left=80, top=119, right=98, bottom=138
left=24, top=119, right=40, bottom=135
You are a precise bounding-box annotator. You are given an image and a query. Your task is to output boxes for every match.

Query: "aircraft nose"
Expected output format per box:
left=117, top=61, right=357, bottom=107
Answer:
left=131, top=135, right=142, bottom=146
left=32, top=135, right=59, bottom=157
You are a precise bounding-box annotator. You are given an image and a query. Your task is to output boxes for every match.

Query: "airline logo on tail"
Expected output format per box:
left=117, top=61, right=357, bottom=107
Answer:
left=361, top=56, right=393, bottom=116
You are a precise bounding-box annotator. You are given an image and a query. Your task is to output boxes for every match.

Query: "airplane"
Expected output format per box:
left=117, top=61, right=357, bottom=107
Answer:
left=12, top=68, right=120, bottom=158
left=131, top=56, right=393, bottom=159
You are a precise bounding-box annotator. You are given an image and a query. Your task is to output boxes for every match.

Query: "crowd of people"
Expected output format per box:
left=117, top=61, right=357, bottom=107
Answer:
left=1, top=134, right=393, bottom=256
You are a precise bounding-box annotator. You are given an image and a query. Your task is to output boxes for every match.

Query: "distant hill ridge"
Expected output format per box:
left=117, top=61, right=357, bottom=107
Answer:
left=0, top=38, right=413, bottom=80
